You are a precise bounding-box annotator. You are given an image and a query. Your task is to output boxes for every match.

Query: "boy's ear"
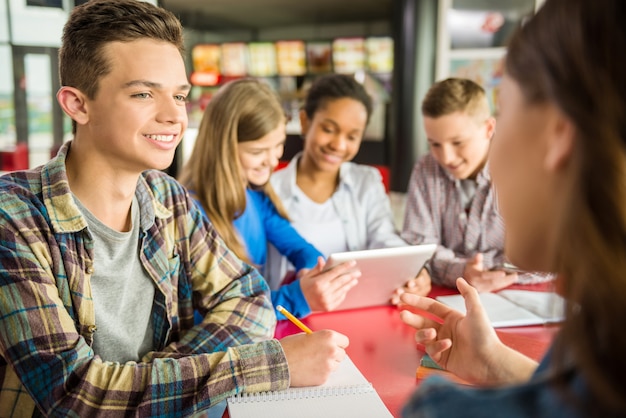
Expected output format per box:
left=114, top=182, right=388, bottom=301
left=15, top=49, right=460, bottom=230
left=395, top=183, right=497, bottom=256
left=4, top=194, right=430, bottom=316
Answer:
left=485, top=116, right=496, bottom=140
left=544, top=110, right=575, bottom=171
left=57, top=86, right=89, bottom=127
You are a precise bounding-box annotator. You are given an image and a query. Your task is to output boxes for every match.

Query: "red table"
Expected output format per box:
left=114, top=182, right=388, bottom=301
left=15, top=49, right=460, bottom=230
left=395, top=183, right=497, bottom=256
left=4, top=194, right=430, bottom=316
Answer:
left=274, top=283, right=560, bottom=417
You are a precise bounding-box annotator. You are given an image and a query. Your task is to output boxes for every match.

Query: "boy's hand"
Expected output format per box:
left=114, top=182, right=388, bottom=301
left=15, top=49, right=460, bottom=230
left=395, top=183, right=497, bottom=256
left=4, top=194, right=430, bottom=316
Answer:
left=391, top=268, right=432, bottom=304
left=463, top=253, right=517, bottom=292
left=279, top=330, right=349, bottom=387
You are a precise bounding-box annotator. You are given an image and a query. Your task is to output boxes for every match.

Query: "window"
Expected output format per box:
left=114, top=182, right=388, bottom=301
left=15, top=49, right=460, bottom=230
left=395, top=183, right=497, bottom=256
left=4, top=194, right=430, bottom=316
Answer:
left=26, top=0, right=63, bottom=9
left=0, top=46, right=15, bottom=150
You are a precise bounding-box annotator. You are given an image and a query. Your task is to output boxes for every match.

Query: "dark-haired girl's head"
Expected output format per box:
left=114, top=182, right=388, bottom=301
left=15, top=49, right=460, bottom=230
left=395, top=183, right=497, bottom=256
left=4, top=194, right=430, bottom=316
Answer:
left=300, top=74, right=373, bottom=173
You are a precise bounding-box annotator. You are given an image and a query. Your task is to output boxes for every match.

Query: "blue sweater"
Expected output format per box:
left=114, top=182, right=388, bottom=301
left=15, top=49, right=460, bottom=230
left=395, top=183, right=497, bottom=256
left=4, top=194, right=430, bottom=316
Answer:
left=192, top=188, right=322, bottom=318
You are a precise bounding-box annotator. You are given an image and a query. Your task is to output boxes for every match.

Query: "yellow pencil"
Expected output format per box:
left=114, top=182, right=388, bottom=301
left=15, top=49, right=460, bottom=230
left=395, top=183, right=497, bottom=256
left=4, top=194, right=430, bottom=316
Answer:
left=276, top=305, right=313, bottom=334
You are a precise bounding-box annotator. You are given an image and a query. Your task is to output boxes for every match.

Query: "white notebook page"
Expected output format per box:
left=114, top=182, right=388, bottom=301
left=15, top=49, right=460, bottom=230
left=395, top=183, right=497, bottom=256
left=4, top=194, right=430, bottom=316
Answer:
left=227, top=356, right=393, bottom=418
left=437, top=291, right=564, bottom=328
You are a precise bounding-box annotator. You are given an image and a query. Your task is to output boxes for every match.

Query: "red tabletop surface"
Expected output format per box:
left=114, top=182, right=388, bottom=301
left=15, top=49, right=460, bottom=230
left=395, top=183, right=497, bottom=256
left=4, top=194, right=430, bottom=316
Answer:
left=273, top=283, right=560, bottom=417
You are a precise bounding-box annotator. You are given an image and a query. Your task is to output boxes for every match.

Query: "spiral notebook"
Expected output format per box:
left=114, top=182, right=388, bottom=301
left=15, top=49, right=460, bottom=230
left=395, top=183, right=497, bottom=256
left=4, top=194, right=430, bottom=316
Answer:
left=227, top=356, right=393, bottom=418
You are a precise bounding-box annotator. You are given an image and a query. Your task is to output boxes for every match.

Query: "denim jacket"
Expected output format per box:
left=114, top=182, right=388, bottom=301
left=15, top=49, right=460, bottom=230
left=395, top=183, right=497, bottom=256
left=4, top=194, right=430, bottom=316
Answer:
left=403, top=345, right=592, bottom=418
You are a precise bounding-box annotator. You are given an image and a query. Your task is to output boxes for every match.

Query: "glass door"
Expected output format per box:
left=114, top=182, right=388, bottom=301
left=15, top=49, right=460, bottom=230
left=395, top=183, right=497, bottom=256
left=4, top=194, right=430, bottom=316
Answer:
left=12, top=45, right=66, bottom=168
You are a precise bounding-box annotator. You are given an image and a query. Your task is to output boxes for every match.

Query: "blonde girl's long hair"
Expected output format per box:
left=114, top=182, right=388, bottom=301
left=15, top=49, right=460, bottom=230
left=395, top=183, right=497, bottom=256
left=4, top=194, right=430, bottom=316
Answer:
left=179, top=78, right=289, bottom=264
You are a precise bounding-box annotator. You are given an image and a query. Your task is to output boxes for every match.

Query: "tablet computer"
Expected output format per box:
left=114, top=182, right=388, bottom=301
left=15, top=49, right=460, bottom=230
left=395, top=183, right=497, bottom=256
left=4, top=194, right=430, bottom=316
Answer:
left=324, top=244, right=437, bottom=311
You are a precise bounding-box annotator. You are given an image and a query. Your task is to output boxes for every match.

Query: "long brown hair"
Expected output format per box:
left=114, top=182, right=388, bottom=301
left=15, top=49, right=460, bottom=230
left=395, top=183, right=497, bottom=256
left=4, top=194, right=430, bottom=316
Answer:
left=178, top=79, right=288, bottom=263
left=507, top=0, right=626, bottom=413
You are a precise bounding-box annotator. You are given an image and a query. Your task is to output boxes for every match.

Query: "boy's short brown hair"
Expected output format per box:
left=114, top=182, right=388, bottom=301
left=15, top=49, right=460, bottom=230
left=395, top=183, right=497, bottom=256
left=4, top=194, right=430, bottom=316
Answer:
left=59, top=0, right=184, bottom=101
left=421, top=78, right=491, bottom=120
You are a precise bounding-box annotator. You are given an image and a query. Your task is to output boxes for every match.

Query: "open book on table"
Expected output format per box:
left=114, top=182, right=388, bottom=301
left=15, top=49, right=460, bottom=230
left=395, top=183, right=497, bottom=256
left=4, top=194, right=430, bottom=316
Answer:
left=227, top=355, right=392, bottom=418
left=436, top=289, right=565, bottom=328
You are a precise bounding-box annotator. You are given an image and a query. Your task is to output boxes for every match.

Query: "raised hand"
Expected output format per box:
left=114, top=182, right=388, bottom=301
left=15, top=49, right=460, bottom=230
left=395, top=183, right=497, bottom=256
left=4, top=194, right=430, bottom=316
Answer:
left=399, top=278, right=537, bottom=385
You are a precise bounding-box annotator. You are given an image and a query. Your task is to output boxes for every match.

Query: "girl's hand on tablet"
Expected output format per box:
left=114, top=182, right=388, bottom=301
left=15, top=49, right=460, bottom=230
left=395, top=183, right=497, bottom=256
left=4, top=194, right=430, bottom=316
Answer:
left=299, top=258, right=360, bottom=312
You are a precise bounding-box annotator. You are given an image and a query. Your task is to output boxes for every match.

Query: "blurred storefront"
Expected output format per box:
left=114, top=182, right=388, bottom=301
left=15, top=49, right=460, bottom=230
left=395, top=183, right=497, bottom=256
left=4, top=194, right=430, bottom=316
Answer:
left=0, top=0, right=543, bottom=189
left=183, top=36, right=394, bottom=168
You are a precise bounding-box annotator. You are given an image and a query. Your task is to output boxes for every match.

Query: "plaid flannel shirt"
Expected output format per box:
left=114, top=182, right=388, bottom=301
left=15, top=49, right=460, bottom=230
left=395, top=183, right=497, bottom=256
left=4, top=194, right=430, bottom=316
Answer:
left=0, top=142, right=289, bottom=417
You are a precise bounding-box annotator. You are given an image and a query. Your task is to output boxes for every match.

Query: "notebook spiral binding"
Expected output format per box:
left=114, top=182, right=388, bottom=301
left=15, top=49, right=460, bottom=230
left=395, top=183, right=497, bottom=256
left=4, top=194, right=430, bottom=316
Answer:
left=228, top=383, right=374, bottom=403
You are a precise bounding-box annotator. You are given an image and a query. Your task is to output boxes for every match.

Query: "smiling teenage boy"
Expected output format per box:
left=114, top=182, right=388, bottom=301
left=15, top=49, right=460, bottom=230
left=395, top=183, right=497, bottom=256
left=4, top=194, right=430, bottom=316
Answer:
left=402, top=78, right=552, bottom=292
left=0, top=1, right=348, bottom=416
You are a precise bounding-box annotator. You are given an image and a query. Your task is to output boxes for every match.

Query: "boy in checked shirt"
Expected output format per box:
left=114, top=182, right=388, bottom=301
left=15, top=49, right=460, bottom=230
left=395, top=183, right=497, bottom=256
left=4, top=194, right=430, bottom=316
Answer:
left=402, top=78, right=553, bottom=291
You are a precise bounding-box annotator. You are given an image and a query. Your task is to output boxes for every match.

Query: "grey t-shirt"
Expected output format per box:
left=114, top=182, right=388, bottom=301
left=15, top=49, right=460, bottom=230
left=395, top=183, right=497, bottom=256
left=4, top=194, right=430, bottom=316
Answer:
left=75, top=195, right=155, bottom=363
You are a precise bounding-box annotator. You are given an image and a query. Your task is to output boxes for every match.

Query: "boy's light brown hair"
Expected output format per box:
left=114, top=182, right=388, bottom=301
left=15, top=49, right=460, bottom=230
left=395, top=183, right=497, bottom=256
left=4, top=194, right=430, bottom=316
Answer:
left=421, top=77, right=491, bottom=121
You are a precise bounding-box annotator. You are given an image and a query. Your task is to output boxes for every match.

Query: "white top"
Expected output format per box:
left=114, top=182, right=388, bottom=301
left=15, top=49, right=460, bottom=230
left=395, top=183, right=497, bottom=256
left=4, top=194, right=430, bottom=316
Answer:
left=291, top=186, right=349, bottom=257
